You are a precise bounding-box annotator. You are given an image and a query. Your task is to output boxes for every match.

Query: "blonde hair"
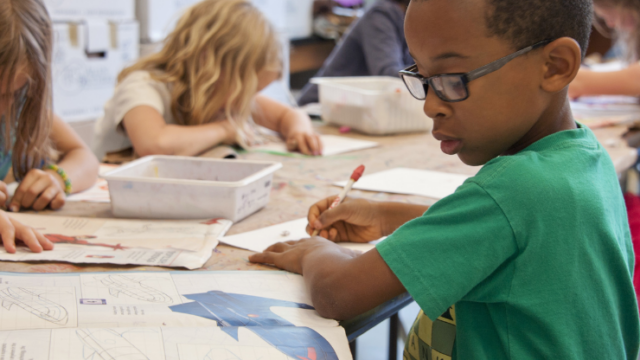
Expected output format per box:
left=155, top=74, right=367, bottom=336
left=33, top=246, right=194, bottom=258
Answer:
left=119, top=0, right=282, bottom=145
left=593, top=0, right=640, bottom=62
left=0, top=0, right=53, bottom=180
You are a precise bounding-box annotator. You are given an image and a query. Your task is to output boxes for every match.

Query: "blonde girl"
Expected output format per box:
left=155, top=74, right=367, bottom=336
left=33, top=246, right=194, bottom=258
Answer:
left=0, top=0, right=99, bottom=253
left=569, top=0, right=640, bottom=98
left=93, top=0, right=322, bottom=160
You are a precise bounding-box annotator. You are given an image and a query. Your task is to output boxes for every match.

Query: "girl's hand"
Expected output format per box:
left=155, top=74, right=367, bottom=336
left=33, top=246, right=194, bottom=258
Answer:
left=306, top=196, right=385, bottom=243
left=218, top=119, right=239, bottom=145
left=286, top=130, right=323, bottom=156
left=568, top=68, right=594, bottom=100
left=0, top=182, right=8, bottom=210
left=9, top=169, right=66, bottom=212
left=0, top=210, right=54, bottom=253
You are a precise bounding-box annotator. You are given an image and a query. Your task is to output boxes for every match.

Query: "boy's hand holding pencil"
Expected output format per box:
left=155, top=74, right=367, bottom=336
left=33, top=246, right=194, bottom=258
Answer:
left=306, top=196, right=386, bottom=243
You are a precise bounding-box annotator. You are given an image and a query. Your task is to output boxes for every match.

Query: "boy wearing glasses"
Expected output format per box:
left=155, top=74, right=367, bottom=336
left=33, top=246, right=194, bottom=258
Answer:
left=250, top=0, right=640, bottom=358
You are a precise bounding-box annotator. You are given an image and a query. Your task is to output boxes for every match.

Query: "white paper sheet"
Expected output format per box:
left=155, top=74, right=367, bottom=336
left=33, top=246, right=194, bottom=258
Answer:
left=221, top=218, right=379, bottom=253
left=0, top=271, right=353, bottom=360
left=0, top=214, right=232, bottom=269
left=335, top=167, right=470, bottom=200
left=253, top=135, right=379, bottom=156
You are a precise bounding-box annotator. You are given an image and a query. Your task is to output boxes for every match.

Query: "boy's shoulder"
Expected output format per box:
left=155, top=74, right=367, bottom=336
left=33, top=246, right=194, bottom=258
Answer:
left=469, top=125, right=605, bottom=190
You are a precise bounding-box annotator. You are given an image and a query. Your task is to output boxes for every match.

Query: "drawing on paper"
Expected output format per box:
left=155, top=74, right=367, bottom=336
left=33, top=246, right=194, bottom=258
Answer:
left=203, top=348, right=242, bottom=360
left=76, top=329, right=149, bottom=360
left=44, top=234, right=127, bottom=251
left=0, top=287, right=69, bottom=325
left=97, top=224, right=208, bottom=238
left=170, top=291, right=338, bottom=360
left=90, top=275, right=173, bottom=304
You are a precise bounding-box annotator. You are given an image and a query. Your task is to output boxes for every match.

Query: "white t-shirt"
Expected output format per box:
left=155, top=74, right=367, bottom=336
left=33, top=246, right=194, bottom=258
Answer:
left=92, top=70, right=272, bottom=159
left=93, top=71, right=176, bottom=159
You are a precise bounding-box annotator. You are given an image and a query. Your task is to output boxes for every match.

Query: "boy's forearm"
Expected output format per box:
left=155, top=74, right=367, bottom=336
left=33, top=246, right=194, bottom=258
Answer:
left=378, top=202, right=429, bottom=236
left=301, top=244, right=407, bottom=320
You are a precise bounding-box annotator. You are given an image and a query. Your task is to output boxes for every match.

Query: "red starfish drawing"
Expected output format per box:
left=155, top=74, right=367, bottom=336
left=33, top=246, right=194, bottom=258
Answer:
left=44, top=234, right=127, bottom=251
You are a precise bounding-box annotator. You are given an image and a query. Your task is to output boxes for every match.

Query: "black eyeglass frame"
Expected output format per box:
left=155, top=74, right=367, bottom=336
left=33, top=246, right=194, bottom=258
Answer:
left=399, top=39, right=553, bottom=102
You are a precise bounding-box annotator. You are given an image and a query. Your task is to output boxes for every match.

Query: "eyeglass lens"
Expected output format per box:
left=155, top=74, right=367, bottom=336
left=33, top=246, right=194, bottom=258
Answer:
left=402, top=73, right=468, bottom=101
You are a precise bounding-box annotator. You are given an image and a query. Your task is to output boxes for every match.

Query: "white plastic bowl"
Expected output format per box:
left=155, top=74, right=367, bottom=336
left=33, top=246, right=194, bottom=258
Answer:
left=101, top=156, right=282, bottom=222
left=311, top=76, right=433, bottom=135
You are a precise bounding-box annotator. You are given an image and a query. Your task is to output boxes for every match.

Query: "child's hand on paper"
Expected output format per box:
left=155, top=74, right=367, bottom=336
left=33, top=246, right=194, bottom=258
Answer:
left=0, top=210, right=53, bottom=253
left=286, top=130, right=323, bottom=156
left=248, top=237, right=359, bottom=274
left=9, top=169, right=66, bottom=212
left=307, top=196, right=385, bottom=243
left=218, top=119, right=240, bottom=145
left=0, top=181, right=9, bottom=210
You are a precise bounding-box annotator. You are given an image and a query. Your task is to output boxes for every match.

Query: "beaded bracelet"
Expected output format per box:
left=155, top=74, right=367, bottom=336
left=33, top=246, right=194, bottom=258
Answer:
left=46, top=164, right=72, bottom=195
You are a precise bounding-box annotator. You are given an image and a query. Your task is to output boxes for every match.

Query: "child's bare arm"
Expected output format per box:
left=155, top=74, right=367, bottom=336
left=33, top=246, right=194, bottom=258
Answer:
left=9, top=116, right=99, bottom=211
left=249, top=238, right=406, bottom=320
left=122, top=105, right=236, bottom=157
left=569, top=63, right=640, bottom=98
left=253, top=95, right=322, bottom=156
left=49, top=116, right=99, bottom=192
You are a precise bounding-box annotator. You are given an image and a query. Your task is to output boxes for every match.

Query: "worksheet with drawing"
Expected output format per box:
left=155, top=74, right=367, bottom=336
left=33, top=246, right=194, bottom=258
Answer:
left=0, top=271, right=352, bottom=360
left=0, top=214, right=232, bottom=270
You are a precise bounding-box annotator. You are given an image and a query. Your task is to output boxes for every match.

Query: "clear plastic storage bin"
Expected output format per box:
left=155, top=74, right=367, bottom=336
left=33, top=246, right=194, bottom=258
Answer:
left=101, top=156, right=282, bottom=222
left=312, top=76, right=433, bottom=135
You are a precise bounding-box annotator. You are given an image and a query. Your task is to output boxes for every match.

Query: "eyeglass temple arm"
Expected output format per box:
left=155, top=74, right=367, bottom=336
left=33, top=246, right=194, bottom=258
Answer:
left=465, top=40, right=552, bottom=82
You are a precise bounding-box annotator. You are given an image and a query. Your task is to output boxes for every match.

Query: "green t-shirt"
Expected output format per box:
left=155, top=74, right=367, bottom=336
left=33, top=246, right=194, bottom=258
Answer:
left=377, top=124, right=640, bottom=359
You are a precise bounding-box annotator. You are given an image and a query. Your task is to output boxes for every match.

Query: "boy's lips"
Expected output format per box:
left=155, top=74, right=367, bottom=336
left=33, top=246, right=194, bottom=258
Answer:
left=433, top=132, right=462, bottom=155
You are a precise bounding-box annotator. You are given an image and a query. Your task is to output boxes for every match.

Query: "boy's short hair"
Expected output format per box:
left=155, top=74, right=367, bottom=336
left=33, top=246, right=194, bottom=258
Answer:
left=485, top=0, right=592, bottom=58
left=413, top=0, right=593, bottom=58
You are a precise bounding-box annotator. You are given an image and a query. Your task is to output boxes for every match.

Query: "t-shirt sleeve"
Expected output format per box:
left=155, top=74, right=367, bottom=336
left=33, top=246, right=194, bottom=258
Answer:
left=109, top=71, right=167, bottom=131
left=377, top=181, right=518, bottom=320
left=360, top=10, right=406, bottom=77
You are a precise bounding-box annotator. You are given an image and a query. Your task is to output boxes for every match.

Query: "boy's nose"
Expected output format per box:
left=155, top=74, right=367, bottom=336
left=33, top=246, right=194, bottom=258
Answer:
left=423, top=89, right=452, bottom=120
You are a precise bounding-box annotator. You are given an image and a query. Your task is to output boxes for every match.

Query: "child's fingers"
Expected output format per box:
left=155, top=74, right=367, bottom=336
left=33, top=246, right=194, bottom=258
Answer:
left=32, top=185, right=60, bottom=211
left=315, top=205, right=353, bottom=231
left=307, top=196, right=339, bottom=233
left=14, top=225, right=43, bottom=253
left=296, top=135, right=311, bottom=155
left=19, top=175, right=53, bottom=209
left=0, top=183, right=7, bottom=210
left=306, top=134, right=322, bottom=156
left=313, top=134, right=323, bottom=154
left=248, top=251, right=276, bottom=265
left=264, top=241, right=293, bottom=253
left=0, top=212, right=16, bottom=253
left=10, top=171, right=39, bottom=212
left=35, top=231, right=54, bottom=251
left=49, top=192, right=66, bottom=210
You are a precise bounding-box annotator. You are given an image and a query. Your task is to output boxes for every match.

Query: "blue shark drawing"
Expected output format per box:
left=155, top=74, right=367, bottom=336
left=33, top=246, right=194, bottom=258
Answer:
left=169, top=291, right=338, bottom=360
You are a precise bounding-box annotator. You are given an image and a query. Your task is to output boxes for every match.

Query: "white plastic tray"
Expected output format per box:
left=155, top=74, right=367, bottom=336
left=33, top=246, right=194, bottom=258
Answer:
left=312, top=76, right=433, bottom=135
left=101, top=156, right=282, bottom=222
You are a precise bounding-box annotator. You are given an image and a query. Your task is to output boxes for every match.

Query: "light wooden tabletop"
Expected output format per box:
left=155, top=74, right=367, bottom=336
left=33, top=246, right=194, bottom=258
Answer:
left=0, top=124, right=635, bottom=274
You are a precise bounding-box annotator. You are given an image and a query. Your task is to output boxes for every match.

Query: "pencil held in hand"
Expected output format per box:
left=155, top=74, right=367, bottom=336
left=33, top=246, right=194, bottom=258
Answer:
left=311, top=165, right=365, bottom=237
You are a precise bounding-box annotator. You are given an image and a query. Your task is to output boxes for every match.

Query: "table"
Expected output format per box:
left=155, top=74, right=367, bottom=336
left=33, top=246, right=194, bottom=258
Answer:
left=0, top=123, right=635, bottom=358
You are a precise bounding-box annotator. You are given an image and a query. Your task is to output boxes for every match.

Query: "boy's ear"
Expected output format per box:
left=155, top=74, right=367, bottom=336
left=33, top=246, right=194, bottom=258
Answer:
left=540, top=37, right=582, bottom=93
